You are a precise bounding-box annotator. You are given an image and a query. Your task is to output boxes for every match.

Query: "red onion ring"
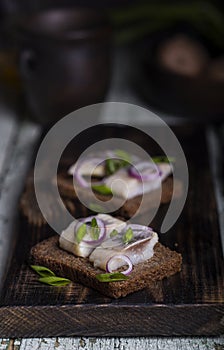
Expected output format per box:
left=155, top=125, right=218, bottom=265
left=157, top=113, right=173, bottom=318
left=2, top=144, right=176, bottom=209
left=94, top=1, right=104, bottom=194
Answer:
left=106, top=254, right=133, bottom=275
left=75, top=217, right=106, bottom=245
left=126, top=224, right=154, bottom=241
left=73, top=157, right=105, bottom=188
left=128, top=161, right=162, bottom=182
left=127, top=224, right=153, bottom=232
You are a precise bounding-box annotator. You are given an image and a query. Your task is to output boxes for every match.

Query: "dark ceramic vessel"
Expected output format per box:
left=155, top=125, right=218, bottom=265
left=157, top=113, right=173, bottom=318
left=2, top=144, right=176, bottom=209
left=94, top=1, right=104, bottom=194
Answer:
left=14, top=9, right=112, bottom=124
left=136, top=28, right=224, bottom=121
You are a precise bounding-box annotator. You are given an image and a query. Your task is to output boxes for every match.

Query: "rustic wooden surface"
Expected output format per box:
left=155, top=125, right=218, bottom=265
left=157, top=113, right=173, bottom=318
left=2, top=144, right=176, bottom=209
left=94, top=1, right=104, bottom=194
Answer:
left=0, top=115, right=223, bottom=347
left=0, top=112, right=41, bottom=285
left=0, top=337, right=224, bottom=350
left=0, top=123, right=224, bottom=341
left=0, top=44, right=224, bottom=348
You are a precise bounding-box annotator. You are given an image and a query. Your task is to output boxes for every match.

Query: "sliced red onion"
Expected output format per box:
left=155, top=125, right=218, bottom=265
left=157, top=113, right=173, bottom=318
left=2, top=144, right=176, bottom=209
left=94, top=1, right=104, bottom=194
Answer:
left=73, top=157, right=105, bottom=188
left=74, top=169, right=89, bottom=188
left=128, top=161, right=162, bottom=182
left=127, top=224, right=153, bottom=232
left=75, top=217, right=106, bottom=245
left=106, top=254, right=133, bottom=275
left=125, top=224, right=154, bottom=241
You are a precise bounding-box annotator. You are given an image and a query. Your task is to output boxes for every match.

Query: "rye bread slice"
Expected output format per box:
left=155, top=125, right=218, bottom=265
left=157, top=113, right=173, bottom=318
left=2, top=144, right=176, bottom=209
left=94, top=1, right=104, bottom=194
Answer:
left=20, top=170, right=182, bottom=226
left=57, top=173, right=182, bottom=219
left=30, top=236, right=182, bottom=298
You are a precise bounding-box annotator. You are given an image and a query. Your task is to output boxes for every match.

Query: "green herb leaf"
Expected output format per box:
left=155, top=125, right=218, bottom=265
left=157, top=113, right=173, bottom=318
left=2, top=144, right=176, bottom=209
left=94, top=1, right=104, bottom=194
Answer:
left=122, top=228, right=134, bottom=244
left=31, top=265, right=72, bottom=286
left=76, top=223, right=87, bottom=243
left=90, top=217, right=100, bottom=240
left=30, top=265, right=55, bottom=277
left=105, top=156, right=130, bottom=176
left=110, top=229, right=119, bottom=238
left=92, top=184, right=113, bottom=195
left=105, top=150, right=131, bottom=176
left=106, top=158, right=117, bottom=175
left=91, top=217, right=97, bottom=227
left=38, top=276, right=71, bottom=286
left=89, top=203, right=104, bottom=213
left=96, top=272, right=129, bottom=282
left=152, top=156, right=175, bottom=164
left=114, top=149, right=131, bottom=163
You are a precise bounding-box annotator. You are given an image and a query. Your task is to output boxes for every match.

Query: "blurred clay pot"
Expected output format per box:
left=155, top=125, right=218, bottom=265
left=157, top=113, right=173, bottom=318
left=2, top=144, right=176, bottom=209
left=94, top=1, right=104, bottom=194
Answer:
left=14, top=8, right=112, bottom=124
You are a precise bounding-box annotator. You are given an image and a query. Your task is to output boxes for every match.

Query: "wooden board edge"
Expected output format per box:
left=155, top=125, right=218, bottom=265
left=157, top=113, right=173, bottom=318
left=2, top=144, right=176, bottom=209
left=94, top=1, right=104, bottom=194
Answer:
left=0, top=304, right=223, bottom=337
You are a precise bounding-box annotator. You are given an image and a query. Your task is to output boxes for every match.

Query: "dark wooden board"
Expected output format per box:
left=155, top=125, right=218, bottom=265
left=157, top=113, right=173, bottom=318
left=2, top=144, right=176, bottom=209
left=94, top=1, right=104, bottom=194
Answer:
left=0, top=125, right=224, bottom=337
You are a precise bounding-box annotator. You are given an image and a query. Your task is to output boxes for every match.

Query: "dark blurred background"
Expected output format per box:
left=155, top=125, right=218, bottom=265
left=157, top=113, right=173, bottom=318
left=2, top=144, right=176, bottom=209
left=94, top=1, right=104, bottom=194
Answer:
left=1, top=0, right=224, bottom=124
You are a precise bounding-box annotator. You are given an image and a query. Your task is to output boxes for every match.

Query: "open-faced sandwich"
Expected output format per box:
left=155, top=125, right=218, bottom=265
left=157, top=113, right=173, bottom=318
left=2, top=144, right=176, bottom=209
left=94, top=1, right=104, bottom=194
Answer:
left=30, top=214, right=182, bottom=298
left=57, top=149, right=182, bottom=218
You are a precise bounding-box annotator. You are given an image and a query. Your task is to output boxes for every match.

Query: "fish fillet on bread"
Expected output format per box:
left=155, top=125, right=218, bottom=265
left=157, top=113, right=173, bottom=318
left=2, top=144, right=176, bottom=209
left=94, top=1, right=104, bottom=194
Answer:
left=30, top=214, right=182, bottom=298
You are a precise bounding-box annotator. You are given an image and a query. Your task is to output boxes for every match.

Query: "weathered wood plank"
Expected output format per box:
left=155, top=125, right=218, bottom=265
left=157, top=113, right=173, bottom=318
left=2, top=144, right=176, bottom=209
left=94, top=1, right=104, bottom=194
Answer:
left=207, top=128, right=224, bottom=254
left=0, top=304, right=224, bottom=337
left=0, top=112, right=18, bottom=186
left=0, top=337, right=224, bottom=350
left=0, top=120, right=41, bottom=286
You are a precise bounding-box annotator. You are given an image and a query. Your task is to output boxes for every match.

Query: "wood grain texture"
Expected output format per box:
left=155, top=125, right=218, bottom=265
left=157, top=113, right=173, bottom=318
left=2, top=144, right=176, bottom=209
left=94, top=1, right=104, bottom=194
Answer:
left=0, top=115, right=41, bottom=286
left=1, top=304, right=224, bottom=338
left=207, top=128, right=224, bottom=255
left=0, top=125, right=224, bottom=338
left=1, top=337, right=224, bottom=350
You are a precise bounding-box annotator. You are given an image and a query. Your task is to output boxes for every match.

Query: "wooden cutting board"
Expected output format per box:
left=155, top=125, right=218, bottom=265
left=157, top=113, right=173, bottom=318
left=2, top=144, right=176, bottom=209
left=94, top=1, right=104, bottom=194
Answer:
left=0, top=125, right=223, bottom=337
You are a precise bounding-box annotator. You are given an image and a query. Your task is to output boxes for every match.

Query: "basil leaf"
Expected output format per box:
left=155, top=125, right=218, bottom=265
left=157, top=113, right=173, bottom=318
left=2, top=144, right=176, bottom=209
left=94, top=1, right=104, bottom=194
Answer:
left=92, top=184, right=113, bottom=195
left=90, top=217, right=100, bottom=240
left=152, top=156, right=175, bottom=163
left=122, top=228, right=134, bottom=244
left=38, top=276, right=71, bottom=286
left=110, top=229, right=118, bottom=238
left=89, top=203, right=104, bottom=213
left=76, top=223, right=87, bottom=243
left=96, top=272, right=129, bottom=282
left=30, top=265, right=55, bottom=277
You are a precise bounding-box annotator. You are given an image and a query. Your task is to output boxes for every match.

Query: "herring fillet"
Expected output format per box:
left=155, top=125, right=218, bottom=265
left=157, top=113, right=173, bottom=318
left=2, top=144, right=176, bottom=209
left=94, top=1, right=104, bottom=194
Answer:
left=68, top=159, right=105, bottom=178
left=104, top=163, right=172, bottom=199
left=89, top=231, right=158, bottom=271
left=67, top=151, right=118, bottom=178
left=59, top=213, right=159, bottom=272
left=59, top=214, right=127, bottom=258
left=67, top=152, right=173, bottom=200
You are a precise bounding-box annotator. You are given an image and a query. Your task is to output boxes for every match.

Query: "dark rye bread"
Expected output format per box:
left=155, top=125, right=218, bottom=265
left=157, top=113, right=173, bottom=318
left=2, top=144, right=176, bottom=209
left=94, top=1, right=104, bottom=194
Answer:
left=19, top=171, right=182, bottom=226
left=30, top=236, right=182, bottom=298
left=57, top=173, right=183, bottom=219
